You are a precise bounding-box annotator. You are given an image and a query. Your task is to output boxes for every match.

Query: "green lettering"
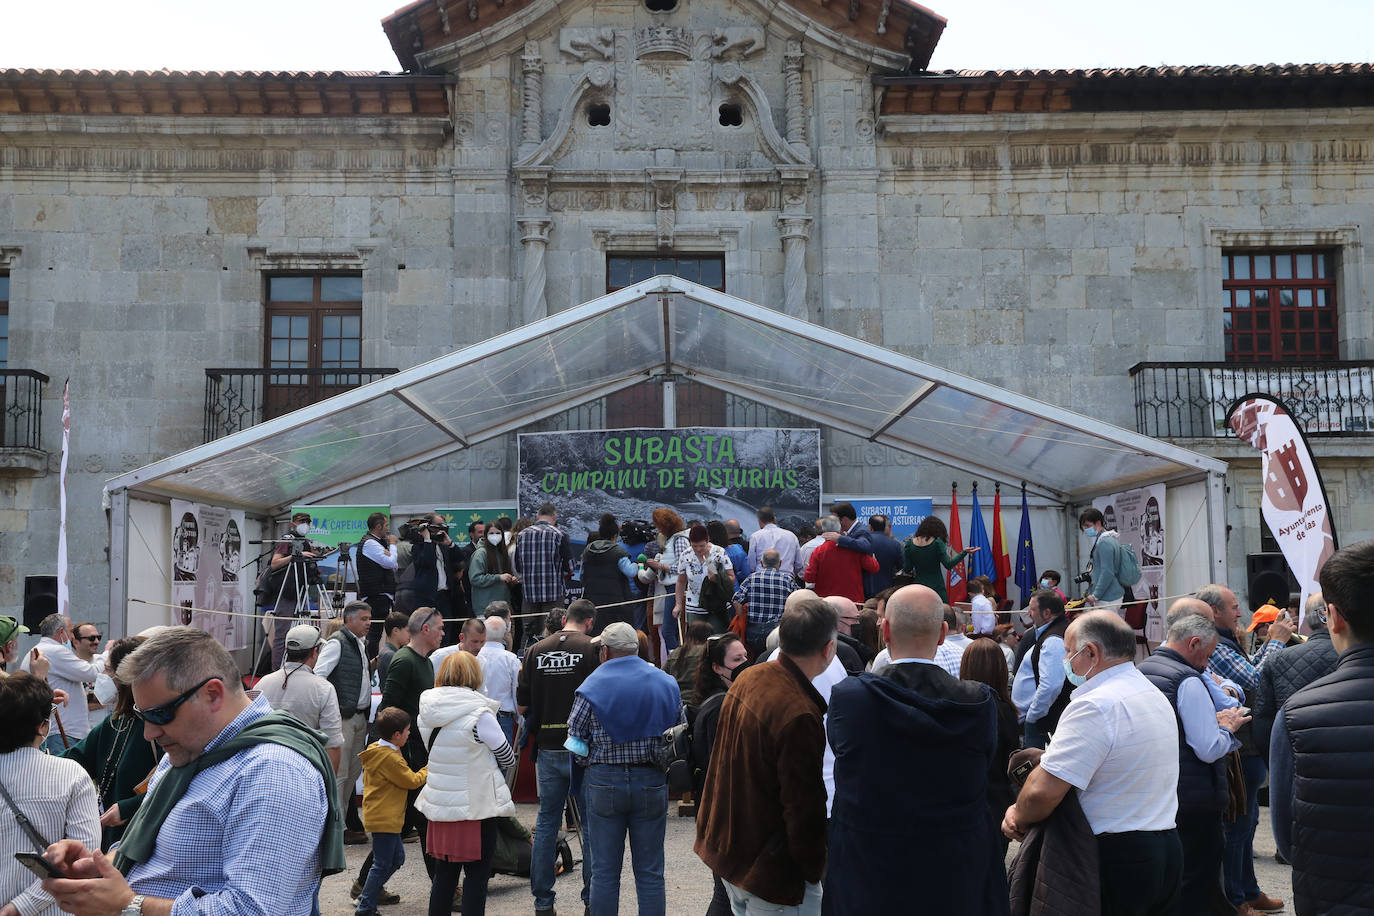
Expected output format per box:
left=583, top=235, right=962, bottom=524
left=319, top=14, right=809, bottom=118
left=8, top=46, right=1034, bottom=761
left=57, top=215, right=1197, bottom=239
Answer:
left=672, top=468, right=687, bottom=488
left=570, top=471, right=590, bottom=491
left=748, top=468, right=763, bottom=488
left=646, top=437, right=664, bottom=465
left=634, top=470, right=647, bottom=487
left=685, top=436, right=702, bottom=463
left=657, top=469, right=675, bottom=488
left=694, top=468, right=710, bottom=488
left=665, top=436, right=683, bottom=463
left=717, top=435, right=735, bottom=465
left=603, top=437, right=621, bottom=466
left=785, top=470, right=799, bottom=488
left=541, top=473, right=557, bottom=492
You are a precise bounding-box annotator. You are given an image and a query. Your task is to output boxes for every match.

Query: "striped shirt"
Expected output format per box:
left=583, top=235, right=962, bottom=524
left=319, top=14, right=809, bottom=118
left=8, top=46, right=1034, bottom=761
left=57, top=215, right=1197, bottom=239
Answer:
left=0, top=746, right=101, bottom=916
left=127, top=695, right=329, bottom=916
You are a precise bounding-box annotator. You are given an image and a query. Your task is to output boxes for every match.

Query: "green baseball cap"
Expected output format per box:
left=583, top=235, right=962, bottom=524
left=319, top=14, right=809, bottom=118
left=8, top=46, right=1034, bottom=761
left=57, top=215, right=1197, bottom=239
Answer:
left=0, top=616, right=28, bottom=645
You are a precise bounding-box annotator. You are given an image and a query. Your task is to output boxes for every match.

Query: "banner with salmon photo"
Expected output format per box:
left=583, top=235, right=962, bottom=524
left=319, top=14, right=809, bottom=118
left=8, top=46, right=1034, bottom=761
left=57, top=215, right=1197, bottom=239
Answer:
left=1226, top=394, right=1338, bottom=615
left=517, top=427, right=822, bottom=541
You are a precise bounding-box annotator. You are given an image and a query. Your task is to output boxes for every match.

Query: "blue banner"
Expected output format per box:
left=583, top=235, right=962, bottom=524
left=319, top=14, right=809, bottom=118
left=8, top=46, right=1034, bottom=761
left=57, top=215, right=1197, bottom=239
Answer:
left=830, top=496, right=935, bottom=542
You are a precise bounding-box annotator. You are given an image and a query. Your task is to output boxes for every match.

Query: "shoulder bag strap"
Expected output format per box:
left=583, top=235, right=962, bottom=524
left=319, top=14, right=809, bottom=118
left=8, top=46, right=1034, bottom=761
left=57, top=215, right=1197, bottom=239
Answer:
left=426, top=725, right=444, bottom=756
left=0, top=775, right=52, bottom=853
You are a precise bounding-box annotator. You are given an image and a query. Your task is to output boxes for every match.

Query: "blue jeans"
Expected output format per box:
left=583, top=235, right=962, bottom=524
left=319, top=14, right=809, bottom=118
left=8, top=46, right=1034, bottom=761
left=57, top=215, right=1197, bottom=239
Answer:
left=44, top=732, right=70, bottom=755
left=532, top=748, right=590, bottom=912
left=497, top=711, right=517, bottom=747
left=1223, top=754, right=1267, bottom=905
left=585, top=763, right=668, bottom=916
left=357, top=833, right=403, bottom=914
left=723, top=878, right=821, bottom=916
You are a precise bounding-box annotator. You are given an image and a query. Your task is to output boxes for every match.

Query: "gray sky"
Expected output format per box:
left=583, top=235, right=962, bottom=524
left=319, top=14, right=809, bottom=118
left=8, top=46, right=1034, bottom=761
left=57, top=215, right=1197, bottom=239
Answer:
left=2, top=0, right=1371, bottom=73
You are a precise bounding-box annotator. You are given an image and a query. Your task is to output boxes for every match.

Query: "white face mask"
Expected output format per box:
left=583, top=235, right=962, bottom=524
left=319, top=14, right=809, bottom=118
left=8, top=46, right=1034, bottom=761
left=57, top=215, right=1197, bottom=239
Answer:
left=295, top=523, right=310, bottom=536
left=488, top=532, right=503, bottom=546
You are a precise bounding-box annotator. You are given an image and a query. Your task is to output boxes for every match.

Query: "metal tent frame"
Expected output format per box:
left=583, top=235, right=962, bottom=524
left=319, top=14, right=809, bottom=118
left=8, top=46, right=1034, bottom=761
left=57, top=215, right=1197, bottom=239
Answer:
left=105, top=275, right=1228, bottom=634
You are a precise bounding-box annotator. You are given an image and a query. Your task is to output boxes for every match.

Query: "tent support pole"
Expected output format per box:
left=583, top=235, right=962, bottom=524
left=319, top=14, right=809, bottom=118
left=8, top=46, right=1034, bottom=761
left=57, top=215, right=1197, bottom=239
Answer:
left=108, top=488, right=130, bottom=641
left=663, top=378, right=676, bottom=428
left=1206, top=470, right=1228, bottom=584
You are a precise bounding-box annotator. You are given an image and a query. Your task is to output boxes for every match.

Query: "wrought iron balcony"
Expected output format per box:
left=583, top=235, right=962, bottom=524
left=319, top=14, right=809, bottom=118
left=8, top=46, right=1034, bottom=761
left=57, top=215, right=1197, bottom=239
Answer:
left=204, top=367, right=399, bottom=442
left=1131, top=361, right=1374, bottom=439
left=0, top=369, right=48, bottom=452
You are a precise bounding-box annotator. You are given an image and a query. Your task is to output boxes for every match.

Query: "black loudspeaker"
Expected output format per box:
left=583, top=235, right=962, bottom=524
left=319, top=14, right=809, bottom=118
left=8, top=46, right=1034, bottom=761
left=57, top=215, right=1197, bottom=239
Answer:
left=22, top=575, right=58, bottom=631
left=1245, top=553, right=1299, bottom=611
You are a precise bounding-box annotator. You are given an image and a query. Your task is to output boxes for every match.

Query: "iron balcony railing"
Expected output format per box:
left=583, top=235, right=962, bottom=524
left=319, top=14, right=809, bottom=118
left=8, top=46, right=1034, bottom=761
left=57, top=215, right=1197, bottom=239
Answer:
left=204, top=367, right=398, bottom=442
left=0, top=369, right=49, bottom=451
left=1130, top=361, right=1374, bottom=438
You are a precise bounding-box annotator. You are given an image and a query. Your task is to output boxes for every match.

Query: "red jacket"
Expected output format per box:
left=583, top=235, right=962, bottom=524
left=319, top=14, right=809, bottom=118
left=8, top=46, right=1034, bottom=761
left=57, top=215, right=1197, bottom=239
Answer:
left=804, top=540, right=878, bottom=604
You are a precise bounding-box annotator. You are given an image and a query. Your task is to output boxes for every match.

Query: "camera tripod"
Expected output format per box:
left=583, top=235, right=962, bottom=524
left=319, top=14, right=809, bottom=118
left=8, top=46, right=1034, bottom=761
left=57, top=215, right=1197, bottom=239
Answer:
left=273, top=542, right=338, bottom=619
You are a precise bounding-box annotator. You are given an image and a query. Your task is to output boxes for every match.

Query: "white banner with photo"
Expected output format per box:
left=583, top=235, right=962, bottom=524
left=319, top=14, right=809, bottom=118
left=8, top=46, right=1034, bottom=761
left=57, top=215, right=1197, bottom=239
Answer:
left=171, top=499, right=249, bottom=650
left=1093, top=484, right=1167, bottom=643
left=1227, top=395, right=1337, bottom=614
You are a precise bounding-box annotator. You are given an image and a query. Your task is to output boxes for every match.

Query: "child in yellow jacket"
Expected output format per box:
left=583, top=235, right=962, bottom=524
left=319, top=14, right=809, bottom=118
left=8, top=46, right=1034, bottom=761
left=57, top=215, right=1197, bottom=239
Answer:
left=355, top=707, right=427, bottom=916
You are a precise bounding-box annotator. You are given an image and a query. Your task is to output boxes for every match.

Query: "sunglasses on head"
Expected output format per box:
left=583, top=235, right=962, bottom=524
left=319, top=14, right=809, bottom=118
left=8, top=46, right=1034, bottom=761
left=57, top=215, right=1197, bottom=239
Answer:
left=133, top=676, right=218, bottom=725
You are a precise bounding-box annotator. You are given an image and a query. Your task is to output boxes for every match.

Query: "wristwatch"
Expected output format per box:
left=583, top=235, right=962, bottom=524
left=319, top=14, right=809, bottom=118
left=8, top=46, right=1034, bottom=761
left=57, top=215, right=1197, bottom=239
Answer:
left=121, top=894, right=145, bottom=916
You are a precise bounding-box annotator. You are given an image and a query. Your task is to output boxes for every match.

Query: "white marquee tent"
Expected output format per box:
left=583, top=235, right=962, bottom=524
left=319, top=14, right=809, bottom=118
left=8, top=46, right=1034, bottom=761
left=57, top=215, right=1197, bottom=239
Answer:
left=105, top=275, right=1228, bottom=636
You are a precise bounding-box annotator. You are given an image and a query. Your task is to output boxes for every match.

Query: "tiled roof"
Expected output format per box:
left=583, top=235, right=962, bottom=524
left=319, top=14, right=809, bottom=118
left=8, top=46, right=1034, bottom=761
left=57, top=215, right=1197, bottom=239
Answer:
left=0, top=69, right=454, bottom=117
left=879, top=62, right=1374, bottom=115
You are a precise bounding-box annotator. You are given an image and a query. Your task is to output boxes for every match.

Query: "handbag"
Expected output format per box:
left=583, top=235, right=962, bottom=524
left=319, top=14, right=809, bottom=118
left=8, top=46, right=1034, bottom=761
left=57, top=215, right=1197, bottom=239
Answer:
left=1122, top=586, right=1147, bottom=630
left=697, top=564, right=733, bottom=634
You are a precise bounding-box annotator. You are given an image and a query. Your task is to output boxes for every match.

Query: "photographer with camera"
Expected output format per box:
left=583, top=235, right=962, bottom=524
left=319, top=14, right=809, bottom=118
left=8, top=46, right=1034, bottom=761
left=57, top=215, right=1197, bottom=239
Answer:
left=268, top=512, right=324, bottom=670
left=1077, top=507, right=1125, bottom=608
left=394, top=515, right=456, bottom=626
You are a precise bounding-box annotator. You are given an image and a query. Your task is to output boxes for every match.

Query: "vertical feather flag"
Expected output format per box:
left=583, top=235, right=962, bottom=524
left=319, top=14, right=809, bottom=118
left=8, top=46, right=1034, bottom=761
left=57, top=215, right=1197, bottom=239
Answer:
left=1014, top=483, right=1038, bottom=604
left=991, top=483, right=1012, bottom=601
left=967, top=483, right=996, bottom=582
left=57, top=379, right=71, bottom=620
left=947, top=482, right=967, bottom=603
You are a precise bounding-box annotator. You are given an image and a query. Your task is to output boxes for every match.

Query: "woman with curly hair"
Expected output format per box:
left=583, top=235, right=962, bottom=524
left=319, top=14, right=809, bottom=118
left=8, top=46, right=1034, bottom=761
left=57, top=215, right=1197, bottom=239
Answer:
left=642, top=508, right=689, bottom=656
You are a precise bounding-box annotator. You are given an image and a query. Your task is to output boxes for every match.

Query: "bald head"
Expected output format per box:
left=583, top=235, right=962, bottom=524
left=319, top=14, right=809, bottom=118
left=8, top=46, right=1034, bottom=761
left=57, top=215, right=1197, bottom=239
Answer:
left=484, top=616, right=507, bottom=644
left=1166, top=597, right=1214, bottom=630
left=883, top=585, right=946, bottom=660
left=785, top=588, right=819, bottom=612
left=824, top=595, right=860, bottom=634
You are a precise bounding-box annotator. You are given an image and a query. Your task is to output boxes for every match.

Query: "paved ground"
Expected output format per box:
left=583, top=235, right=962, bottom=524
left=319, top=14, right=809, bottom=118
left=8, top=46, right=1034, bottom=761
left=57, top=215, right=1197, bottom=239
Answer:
left=320, top=801, right=1294, bottom=915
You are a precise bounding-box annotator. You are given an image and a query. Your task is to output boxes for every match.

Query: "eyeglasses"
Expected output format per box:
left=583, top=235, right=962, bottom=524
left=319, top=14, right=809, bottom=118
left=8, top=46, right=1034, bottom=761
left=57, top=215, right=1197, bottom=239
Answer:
left=133, top=676, right=218, bottom=725
left=78, top=634, right=101, bottom=643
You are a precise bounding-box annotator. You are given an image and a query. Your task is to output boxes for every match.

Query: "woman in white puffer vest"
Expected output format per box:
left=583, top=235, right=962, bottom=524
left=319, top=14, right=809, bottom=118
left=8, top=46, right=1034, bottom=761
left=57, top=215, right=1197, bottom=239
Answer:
left=416, top=651, right=516, bottom=916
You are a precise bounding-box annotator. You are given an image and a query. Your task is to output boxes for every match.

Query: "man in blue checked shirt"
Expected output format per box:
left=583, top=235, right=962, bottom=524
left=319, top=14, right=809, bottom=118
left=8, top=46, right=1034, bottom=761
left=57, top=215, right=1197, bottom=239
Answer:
left=44, top=627, right=341, bottom=916
left=565, top=622, right=683, bottom=916
left=732, top=549, right=798, bottom=658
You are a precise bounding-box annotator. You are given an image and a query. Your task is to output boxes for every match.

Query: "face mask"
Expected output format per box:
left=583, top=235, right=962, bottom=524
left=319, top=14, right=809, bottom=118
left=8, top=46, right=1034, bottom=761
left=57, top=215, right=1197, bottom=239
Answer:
left=295, top=523, right=310, bottom=536
left=1040, top=578, right=1052, bottom=588
left=725, top=658, right=751, bottom=681
left=1063, top=646, right=1094, bottom=687
left=1081, top=528, right=1095, bottom=538
left=488, top=533, right=503, bottom=546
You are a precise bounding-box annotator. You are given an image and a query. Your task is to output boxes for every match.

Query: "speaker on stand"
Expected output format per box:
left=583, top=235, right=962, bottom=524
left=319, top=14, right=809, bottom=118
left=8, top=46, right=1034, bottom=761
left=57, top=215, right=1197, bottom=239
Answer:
left=1245, top=553, right=1300, bottom=612
left=22, top=575, right=58, bottom=631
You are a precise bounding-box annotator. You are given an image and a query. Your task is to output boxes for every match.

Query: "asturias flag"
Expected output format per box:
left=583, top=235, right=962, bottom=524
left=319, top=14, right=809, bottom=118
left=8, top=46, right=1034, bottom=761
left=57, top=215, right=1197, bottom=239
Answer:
left=991, top=485, right=1012, bottom=600
left=967, top=484, right=996, bottom=582
left=1014, top=485, right=1038, bottom=603
left=947, top=483, right=967, bottom=603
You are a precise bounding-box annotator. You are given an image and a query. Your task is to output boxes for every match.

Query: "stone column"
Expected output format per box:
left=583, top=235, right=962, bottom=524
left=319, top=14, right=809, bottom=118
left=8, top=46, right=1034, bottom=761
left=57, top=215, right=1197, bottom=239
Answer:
left=784, top=39, right=807, bottom=149
left=520, top=41, right=544, bottom=159
left=778, top=168, right=812, bottom=319
left=778, top=216, right=811, bottom=319
left=517, top=218, right=552, bottom=325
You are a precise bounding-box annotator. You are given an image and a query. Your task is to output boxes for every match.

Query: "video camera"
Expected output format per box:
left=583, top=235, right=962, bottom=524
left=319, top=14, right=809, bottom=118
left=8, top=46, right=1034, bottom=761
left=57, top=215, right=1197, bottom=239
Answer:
left=619, top=519, right=656, bottom=545
left=398, top=518, right=449, bottom=543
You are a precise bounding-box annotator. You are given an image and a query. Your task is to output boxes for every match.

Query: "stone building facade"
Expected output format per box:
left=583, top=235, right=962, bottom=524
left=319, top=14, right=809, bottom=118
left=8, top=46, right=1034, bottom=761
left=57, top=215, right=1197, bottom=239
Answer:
left=1, top=0, right=1372, bottom=623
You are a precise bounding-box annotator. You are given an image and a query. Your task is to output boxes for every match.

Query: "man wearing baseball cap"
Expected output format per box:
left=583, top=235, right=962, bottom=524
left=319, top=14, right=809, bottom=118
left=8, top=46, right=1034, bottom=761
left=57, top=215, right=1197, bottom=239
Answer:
left=0, top=615, right=33, bottom=676
left=565, top=621, right=682, bottom=916
left=254, top=624, right=344, bottom=772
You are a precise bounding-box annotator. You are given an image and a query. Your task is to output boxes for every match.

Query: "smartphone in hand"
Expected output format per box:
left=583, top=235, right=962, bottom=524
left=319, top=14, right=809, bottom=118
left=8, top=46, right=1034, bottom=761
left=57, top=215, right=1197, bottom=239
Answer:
left=14, top=851, right=63, bottom=880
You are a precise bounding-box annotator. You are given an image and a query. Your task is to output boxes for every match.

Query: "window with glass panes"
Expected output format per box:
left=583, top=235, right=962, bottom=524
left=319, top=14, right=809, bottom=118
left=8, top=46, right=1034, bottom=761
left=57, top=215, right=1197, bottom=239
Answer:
left=263, top=274, right=363, bottom=418
left=1223, top=251, right=1338, bottom=362
left=0, top=273, right=9, bottom=371
left=605, top=255, right=726, bottom=427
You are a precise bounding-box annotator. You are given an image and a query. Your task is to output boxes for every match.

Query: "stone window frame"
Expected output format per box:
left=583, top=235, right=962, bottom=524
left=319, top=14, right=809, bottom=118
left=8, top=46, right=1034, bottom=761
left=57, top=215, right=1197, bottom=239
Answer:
left=1205, top=228, right=1360, bottom=361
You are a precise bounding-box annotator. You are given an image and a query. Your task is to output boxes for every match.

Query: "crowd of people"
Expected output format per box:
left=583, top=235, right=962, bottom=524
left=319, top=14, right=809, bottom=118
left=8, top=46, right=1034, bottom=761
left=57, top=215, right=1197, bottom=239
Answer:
left=2, top=499, right=1372, bottom=916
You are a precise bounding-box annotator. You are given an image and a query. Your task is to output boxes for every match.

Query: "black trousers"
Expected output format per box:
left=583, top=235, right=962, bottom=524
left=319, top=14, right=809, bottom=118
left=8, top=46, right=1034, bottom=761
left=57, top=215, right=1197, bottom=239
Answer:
left=1098, top=828, right=1183, bottom=916
left=430, top=818, right=496, bottom=916
left=1175, top=811, right=1230, bottom=916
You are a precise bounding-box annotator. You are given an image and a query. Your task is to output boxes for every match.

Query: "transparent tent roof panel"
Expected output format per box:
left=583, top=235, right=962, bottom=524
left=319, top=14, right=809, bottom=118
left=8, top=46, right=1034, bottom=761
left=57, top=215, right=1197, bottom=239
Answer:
left=111, top=277, right=1222, bottom=512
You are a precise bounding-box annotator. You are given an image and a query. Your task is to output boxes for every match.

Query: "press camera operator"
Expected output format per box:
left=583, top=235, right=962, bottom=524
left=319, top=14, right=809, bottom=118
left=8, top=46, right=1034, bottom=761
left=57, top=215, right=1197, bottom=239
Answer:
left=393, top=515, right=458, bottom=630
left=268, top=511, right=324, bottom=669
left=356, top=512, right=399, bottom=655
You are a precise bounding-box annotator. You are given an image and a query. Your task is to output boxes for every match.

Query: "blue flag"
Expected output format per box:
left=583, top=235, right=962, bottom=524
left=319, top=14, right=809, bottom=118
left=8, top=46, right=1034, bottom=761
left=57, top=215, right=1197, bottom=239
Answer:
left=1014, top=487, right=1038, bottom=603
left=967, top=485, right=995, bottom=581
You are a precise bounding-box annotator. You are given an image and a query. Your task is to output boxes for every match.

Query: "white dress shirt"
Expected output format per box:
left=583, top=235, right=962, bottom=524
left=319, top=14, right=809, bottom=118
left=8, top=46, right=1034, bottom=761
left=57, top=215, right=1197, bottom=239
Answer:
left=315, top=631, right=372, bottom=710
left=1176, top=676, right=1241, bottom=763
left=20, top=636, right=104, bottom=741
left=811, top=653, right=848, bottom=816
left=747, top=523, right=803, bottom=576
left=1039, top=662, right=1180, bottom=834
left=477, top=642, right=521, bottom=713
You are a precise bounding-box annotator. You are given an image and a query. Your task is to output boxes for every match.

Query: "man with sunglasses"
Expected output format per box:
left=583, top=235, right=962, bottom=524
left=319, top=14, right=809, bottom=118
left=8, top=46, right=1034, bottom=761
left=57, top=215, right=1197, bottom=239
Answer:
left=20, top=613, right=105, bottom=753
left=71, top=622, right=116, bottom=727
left=42, top=626, right=343, bottom=916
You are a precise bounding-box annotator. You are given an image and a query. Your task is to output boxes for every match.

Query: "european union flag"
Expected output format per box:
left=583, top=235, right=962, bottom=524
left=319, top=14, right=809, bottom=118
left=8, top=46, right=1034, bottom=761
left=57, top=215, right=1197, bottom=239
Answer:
left=1014, top=486, right=1038, bottom=603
